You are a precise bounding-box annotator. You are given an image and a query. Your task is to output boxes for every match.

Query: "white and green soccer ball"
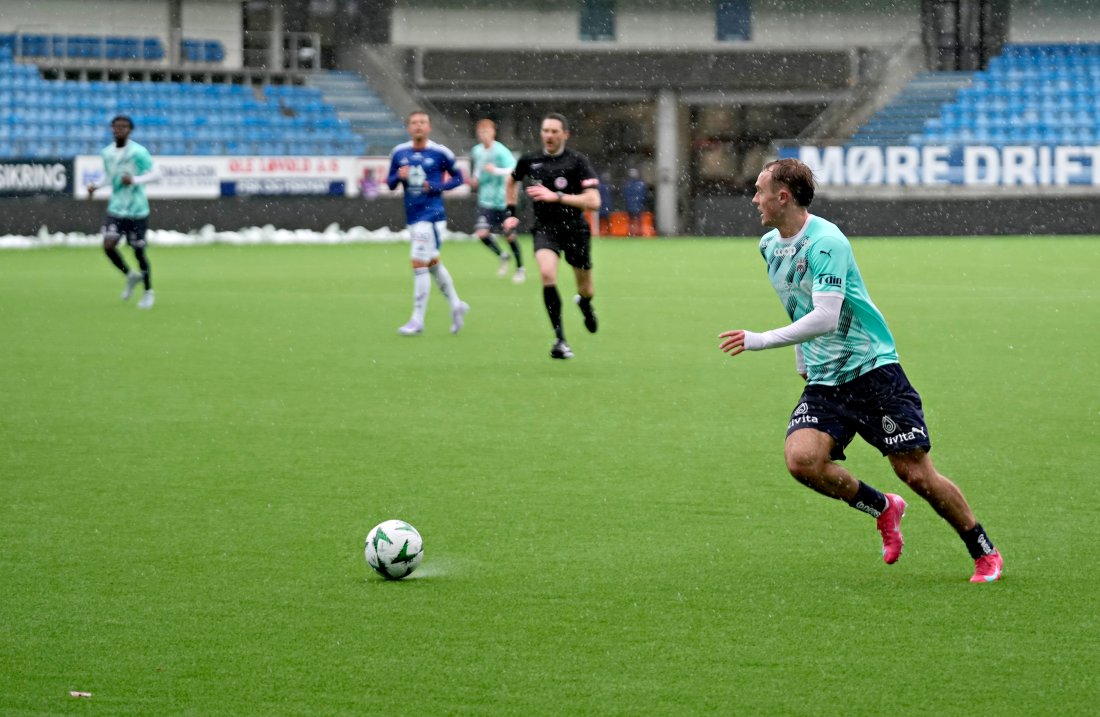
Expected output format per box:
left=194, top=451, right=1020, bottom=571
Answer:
left=365, top=520, right=424, bottom=580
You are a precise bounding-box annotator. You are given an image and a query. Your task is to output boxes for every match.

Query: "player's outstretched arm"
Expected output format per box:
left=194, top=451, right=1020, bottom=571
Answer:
left=720, top=293, right=843, bottom=359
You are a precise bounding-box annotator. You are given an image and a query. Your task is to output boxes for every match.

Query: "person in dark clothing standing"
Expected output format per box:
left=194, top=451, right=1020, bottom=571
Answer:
left=503, top=113, right=602, bottom=360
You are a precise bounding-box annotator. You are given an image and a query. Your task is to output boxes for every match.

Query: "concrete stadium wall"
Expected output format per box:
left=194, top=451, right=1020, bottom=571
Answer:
left=391, top=0, right=919, bottom=49
left=0, top=0, right=168, bottom=36
left=0, top=0, right=242, bottom=69
left=1009, top=0, right=1100, bottom=43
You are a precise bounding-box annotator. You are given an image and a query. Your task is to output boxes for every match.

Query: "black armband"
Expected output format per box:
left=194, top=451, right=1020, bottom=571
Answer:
left=505, top=204, right=517, bottom=219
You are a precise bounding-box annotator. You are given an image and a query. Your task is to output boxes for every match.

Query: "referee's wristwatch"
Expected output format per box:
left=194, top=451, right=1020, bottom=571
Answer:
left=555, top=191, right=564, bottom=201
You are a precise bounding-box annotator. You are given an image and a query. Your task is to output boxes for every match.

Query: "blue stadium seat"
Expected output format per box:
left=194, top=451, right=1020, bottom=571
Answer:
left=143, top=38, right=165, bottom=61
left=181, top=39, right=202, bottom=63
left=897, top=43, right=1100, bottom=147
left=203, top=41, right=225, bottom=63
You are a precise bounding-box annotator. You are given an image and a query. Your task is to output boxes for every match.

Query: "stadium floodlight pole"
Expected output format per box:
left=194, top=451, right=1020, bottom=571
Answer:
left=655, top=88, right=679, bottom=235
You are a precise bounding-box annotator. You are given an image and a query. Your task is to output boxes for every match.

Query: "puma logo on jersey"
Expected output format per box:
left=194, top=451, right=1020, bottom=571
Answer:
left=820, top=249, right=833, bottom=257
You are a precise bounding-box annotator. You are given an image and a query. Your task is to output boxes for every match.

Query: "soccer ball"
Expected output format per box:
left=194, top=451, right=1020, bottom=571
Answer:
left=365, top=520, right=424, bottom=580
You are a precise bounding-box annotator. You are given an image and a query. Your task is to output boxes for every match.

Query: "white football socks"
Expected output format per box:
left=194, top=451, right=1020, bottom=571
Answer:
left=412, top=268, right=431, bottom=324
left=429, top=263, right=461, bottom=309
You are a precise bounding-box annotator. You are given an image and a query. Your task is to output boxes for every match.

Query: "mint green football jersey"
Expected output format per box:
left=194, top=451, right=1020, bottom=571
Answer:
left=471, top=140, right=516, bottom=209
left=101, top=141, right=154, bottom=219
left=759, top=215, right=898, bottom=386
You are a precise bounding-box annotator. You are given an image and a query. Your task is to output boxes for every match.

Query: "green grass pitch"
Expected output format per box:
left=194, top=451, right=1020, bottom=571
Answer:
left=2, top=236, right=1098, bottom=716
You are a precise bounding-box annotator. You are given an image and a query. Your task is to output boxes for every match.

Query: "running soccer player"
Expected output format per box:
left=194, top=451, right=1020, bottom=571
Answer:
left=468, top=118, right=524, bottom=282
left=387, top=110, right=468, bottom=336
left=503, top=113, right=601, bottom=360
left=718, top=158, right=1003, bottom=583
left=87, top=115, right=160, bottom=309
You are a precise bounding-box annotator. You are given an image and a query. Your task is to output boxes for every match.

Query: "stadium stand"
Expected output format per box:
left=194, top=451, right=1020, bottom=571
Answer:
left=848, top=72, right=975, bottom=146
left=308, top=71, right=407, bottom=155
left=922, top=43, right=1100, bottom=146
left=0, top=46, right=370, bottom=157
left=853, top=43, right=1100, bottom=147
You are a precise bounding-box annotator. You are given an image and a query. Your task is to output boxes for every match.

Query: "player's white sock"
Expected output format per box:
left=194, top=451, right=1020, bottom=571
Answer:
left=412, top=268, right=431, bottom=324
left=429, top=263, right=461, bottom=309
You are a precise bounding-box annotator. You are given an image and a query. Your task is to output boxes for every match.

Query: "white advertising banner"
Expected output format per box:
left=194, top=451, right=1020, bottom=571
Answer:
left=74, top=156, right=473, bottom=199
left=74, top=156, right=223, bottom=199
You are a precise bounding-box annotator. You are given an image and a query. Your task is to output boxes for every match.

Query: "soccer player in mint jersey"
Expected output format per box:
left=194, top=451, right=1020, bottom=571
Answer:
left=387, top=110, right=468, bottom=336
left=718, top=158, right=1003, bottom=583
left=504, top=113, right=602, bottom=360
left=87, top=115, right=160, bottom=310
left=468, top=118, right=524, bottom=282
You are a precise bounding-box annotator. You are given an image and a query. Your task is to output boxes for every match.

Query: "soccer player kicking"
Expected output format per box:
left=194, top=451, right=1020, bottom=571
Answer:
left=468, top=118, right=525, bottom=282
left=718, top=158, right=1003, bottom=583
left=87, top=115, right=160, bottom=309
left=387, top=110, right=468, bottom=336
left=504, top=113, right=602, bottom=360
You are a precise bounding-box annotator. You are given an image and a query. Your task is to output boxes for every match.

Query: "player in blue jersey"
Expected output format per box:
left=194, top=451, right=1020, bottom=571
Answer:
left=718, top=158, right=1003, bottom=583
left=87, top=115, right=160, bottom=309
left=468, top=118, right=524, bottom=282
left=387, top=110, right=468, bottom=336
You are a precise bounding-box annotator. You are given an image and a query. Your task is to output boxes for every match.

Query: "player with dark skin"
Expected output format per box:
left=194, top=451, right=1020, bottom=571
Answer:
left=88, top=118, right=139, bottom=258
left=87, top=115, right=159, bottom=308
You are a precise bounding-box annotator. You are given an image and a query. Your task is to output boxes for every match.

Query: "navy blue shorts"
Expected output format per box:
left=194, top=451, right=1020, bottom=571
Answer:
left=475, top=206, right=511, bottom=234
left=786, top=363, right=932, bottom=461
left=102, top=216, right=148, bottom=248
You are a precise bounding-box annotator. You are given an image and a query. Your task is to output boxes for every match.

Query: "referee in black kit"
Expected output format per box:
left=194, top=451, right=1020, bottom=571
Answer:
left=503, top=113, right=602, bottom=360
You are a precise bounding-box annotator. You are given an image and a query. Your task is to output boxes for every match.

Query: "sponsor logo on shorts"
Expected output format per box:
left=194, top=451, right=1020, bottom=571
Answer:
left=789, top=403, right=819, bottom=428
left=882, top=415, right=897, bottom=434
left=883, top=426, right=927, bottom=446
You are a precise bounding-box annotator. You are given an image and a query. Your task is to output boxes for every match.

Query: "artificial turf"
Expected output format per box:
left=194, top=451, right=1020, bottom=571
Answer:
left=1, top=236, right=1097, bottom=715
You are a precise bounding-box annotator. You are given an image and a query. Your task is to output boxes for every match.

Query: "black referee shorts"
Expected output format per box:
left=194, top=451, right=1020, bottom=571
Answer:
left=533, top=224, right=592, bottom=270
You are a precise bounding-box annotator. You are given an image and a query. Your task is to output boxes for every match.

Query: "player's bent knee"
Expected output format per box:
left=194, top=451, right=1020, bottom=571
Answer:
left=785, top=446, right=827, bottom=481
